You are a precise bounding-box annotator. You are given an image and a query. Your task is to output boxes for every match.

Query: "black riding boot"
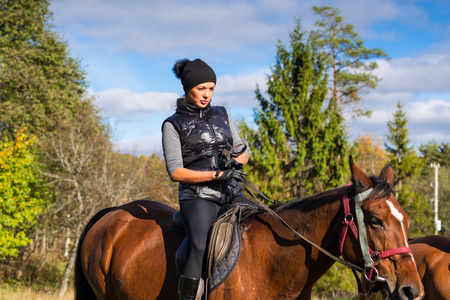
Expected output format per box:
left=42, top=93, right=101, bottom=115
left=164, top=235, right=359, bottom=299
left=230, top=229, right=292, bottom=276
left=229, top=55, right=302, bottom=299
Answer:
left=178, top=275, right=202, bottom=300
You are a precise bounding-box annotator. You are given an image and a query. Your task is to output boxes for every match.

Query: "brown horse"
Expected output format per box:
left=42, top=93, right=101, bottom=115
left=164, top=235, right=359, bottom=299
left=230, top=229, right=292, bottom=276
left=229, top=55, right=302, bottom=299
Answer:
left=360, top=235, right=450, bottom=300
left=75, top=159, right=424, bottom=299
left=411, top=235, right=450, bottom=300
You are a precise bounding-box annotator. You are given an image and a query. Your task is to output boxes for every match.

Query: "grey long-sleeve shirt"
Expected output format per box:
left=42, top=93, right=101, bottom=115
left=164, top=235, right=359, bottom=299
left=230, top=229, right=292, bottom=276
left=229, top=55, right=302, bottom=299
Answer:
left=162, top=113, right=247, bottom=177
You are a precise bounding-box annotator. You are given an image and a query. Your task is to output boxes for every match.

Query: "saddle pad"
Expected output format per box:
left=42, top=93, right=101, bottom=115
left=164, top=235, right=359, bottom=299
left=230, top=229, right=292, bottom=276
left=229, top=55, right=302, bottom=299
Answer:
left=173, top=205, right=243, bottom=292
left=207, top=223, right=241, bottom=292
left=206, top=204, right=241, bottom=277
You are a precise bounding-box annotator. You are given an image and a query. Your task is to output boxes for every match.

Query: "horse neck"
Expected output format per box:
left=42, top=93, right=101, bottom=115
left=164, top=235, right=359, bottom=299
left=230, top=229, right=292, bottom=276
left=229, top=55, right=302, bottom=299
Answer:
left=243, top=188, right=347, bottom=292
left=277, top=189, right=346, bottom=253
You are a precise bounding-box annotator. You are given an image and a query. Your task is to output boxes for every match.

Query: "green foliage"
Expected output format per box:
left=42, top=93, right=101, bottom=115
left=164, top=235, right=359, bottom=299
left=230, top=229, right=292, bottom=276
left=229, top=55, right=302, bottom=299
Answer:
left=134, top=153, right=179, bottom=206
left=419, top=141, right=450, bottom=167
left=240, top=20, right=349, bottom=202
left=0, top=3, right=126, bottom=294
left=311, top=5, right=389, bottom=116
left=398, top=182, right=434, bottom=236
left=440, top=177, right=450, bottom=235
left=26, top=255, right=68, bottom=290
left=312, top=263, right=357, bottom=299
left=0, top=130, right=44, bottom=258
left=414, top=142, right=450, bottom=235
left=0, top=0, right=87, bottom=138
left=384, top=101, right=433, bottom=235
left=385, top=101, right=425, bottom=193
left=0, top=254, right=67, bottom=291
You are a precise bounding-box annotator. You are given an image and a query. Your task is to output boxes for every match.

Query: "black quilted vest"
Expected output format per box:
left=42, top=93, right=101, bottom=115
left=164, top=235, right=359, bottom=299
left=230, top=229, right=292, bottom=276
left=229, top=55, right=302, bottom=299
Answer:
left=164, top=100, right=241, bottom=203
left=164, top=100, right=233, bottom=170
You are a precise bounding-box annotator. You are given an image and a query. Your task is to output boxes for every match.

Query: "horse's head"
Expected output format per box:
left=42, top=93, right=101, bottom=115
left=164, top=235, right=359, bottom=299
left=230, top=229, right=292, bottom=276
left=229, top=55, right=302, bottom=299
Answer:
left=345, top=157, right=424, bottom=300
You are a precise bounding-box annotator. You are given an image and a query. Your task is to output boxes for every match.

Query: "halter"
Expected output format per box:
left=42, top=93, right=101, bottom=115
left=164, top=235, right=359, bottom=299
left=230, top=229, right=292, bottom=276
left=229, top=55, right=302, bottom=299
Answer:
left=339, top=184, right=413, bottom=297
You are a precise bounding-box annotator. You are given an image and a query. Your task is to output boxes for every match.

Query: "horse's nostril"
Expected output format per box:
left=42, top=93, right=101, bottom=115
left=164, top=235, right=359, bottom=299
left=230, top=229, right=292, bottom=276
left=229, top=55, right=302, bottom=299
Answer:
left=400, top=285, right=416, bottom=300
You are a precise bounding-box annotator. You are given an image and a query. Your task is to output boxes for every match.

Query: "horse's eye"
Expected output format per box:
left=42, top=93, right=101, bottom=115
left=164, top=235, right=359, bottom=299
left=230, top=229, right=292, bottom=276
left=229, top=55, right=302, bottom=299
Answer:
left=370, top=217, right=384, bottom=228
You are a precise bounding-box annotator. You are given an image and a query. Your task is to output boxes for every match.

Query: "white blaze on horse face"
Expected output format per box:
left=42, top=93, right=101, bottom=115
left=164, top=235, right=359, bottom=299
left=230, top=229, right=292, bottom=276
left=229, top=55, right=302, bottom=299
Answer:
left=386, top=200, right=409, bottom=246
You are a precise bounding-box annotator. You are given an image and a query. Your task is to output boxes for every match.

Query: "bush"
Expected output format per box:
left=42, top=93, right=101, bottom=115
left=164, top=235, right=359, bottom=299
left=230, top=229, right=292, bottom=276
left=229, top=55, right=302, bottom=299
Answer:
left=312, top=263, right=358, bottom=299
left=0, top=130, right=45, bottom=258
left=1, top=253, right=69, bottom=292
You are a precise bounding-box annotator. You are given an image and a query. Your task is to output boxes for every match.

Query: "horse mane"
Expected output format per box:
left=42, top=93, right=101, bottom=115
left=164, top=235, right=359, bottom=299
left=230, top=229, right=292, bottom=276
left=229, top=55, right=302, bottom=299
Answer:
left=240, top=172, right=393, bottom=224
left=239, top=186, right=344, bottom=224
left=271, top=187, right=344, bottom=213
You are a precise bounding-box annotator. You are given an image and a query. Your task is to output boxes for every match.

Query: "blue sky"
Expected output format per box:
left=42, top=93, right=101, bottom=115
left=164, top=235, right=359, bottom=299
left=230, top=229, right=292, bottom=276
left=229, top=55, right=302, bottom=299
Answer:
left=49, top=0, right=450, bottom=155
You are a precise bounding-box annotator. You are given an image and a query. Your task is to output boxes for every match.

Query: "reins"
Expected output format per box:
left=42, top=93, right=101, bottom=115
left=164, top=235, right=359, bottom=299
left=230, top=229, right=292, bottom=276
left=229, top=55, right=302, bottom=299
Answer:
left=240, top=177, right=366, bottom=274
left=239, top=178, right=413, bottom=296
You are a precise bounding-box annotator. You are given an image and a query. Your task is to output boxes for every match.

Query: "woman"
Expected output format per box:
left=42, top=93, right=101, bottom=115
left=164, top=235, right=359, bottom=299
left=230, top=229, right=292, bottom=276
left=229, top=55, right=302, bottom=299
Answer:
left=162, top=58, right=258, bottom=300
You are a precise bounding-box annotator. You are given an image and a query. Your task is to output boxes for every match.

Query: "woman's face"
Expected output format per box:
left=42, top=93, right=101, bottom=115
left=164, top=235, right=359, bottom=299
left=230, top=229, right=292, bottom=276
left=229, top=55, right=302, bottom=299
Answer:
left=185, top=82, right=215, bottom=108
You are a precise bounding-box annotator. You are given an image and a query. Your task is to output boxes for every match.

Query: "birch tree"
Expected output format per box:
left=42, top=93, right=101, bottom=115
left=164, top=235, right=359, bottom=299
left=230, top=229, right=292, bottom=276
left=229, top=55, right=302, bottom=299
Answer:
left=39, top=102, right=144, bottom=297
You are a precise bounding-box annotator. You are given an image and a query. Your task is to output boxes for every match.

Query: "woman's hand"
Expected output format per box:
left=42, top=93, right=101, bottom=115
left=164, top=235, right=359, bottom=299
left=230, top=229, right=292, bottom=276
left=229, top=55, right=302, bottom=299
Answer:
left=223, top=158, right=244, bottom=170
left=217, top=169, right=247, bottom=182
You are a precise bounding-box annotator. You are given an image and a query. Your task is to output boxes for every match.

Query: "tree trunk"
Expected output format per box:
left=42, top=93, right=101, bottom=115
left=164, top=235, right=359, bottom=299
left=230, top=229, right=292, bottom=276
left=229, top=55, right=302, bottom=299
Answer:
left=41, top=226, right=47, bottom=255
left=64, top=227, right=71, bottom=258
left=58, top=235, right=80, bottom=299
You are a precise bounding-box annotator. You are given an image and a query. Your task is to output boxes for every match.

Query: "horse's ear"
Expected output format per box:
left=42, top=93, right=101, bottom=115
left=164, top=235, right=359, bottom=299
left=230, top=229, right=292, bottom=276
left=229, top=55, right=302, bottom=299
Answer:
left=379, top=164, right=394, bottom=187
left=349, top=155, right=372, bottom=191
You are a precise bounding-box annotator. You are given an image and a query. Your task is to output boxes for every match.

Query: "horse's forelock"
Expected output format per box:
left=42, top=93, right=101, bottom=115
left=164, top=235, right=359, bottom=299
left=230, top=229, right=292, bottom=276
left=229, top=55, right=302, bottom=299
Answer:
left=367, top=174, right=393, bottom=200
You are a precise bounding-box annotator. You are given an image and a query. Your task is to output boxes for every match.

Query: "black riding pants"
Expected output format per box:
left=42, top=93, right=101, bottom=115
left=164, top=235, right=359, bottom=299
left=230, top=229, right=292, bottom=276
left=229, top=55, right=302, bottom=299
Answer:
left=180, top=194, right=258, bottom=279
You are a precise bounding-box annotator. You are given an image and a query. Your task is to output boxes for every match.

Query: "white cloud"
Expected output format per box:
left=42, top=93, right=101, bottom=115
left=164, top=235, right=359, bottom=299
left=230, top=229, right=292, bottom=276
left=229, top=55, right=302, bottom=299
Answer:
left=363, top=91, right=416, bottom=105
left=95, top=88, right=178, bottom=121
left=410, top=131, right=450, bottom=144
left=349, top=98, right=450, bottom=145
left=408, top=100, right=450, bottom=124
left=214, top=72, right=268, bottom=108
left=49, top=0, right=450, bottom=150
left=113, top=135, right=163, bottom=156
left=94, top=72, right=267, bottom=122
left=51, top=0, right=433, bottom=52
left=375, top=54, right=450, bottom=93
left=50, top=0, right=297, bottom=57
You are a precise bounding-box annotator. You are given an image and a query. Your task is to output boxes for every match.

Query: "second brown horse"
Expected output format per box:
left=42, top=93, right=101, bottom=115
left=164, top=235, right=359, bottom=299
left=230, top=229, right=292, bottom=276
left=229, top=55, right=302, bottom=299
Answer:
left=360, top=235, right=450, bottom=300
left=75, top=158, right=424, bottom=299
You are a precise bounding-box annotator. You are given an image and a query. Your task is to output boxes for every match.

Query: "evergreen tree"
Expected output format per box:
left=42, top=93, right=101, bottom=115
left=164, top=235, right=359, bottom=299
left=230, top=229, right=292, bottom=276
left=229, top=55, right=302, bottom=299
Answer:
left=385, top=101, right=425, bottom=194
left=311, top=5, right=388, bottom=116
left=240, top=20, right=349, bottom=202
left=0, top=0, right=87, bottom=138
left=385, top=102, right=430, bottom=235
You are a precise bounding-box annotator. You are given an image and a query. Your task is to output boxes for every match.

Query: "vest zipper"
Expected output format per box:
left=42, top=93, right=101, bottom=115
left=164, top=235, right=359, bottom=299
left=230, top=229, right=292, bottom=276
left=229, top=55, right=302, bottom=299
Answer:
left=204, top=116, right=219, bottom=169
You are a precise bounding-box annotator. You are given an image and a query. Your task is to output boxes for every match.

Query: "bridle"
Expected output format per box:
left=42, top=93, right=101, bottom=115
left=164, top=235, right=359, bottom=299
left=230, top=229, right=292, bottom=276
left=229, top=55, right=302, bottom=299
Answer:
left=339, top=184, right=412, bottom=297
left=241, top=179, right=412, bottom=297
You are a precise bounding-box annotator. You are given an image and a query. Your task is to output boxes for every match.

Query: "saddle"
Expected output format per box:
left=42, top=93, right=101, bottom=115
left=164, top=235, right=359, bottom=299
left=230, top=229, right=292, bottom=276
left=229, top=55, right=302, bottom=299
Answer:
left=172, top=204, right=243, bottom=293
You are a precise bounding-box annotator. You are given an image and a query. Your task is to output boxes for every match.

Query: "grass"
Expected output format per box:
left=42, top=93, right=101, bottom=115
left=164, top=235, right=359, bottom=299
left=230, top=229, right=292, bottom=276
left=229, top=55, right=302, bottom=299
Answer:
left=0, top=284, right=360, bottom=300
left=0, top=285, right=73, bottom=300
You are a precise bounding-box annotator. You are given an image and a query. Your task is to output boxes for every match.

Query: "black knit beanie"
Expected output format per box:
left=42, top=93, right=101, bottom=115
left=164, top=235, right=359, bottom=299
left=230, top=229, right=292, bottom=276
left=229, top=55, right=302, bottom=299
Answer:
left=173, top=58, right=216, bottom=92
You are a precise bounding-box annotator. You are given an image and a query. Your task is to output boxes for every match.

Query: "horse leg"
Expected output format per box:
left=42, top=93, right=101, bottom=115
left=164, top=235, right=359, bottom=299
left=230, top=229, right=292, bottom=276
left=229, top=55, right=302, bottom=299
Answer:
left=75, top=207, right=114, bottom=300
